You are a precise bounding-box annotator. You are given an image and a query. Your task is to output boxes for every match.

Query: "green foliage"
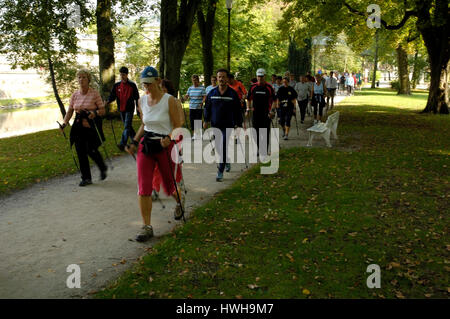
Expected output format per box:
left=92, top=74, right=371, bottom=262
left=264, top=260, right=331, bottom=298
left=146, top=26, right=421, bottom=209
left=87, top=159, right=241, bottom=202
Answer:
left=0, top=0, right=94, bottom=102
left=115, top=17, right=160, bottom=82
left=180, top=0, right=288, bottom=93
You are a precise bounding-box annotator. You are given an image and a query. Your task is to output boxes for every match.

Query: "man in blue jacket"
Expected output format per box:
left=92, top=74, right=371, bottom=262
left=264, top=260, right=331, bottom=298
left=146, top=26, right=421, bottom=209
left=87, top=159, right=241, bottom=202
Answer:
left=204, top=68, right=243, bottom=182
left=105, top=66, right=140, bottom=151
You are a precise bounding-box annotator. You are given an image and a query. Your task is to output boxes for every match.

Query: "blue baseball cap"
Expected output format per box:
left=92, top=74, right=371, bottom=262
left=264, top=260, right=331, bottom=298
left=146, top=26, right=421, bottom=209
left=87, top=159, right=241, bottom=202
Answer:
left=140, top=66, right=158, bottom=83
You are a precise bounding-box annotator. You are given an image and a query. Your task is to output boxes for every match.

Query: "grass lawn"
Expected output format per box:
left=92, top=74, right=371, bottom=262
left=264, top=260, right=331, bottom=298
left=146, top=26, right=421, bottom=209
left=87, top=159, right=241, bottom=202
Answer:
left=94, top=88, right=449, bottom=299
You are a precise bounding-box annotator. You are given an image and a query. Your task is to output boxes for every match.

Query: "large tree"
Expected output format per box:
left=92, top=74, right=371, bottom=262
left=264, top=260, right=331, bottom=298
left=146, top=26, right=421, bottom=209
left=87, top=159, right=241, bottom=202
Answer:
left=159, top=0, right=201, bottom=94
left=197, top=0, right=218, bottom=87
left=96, top=0, right=115, bottom=102
left=0, top=0, right=90, bottom=118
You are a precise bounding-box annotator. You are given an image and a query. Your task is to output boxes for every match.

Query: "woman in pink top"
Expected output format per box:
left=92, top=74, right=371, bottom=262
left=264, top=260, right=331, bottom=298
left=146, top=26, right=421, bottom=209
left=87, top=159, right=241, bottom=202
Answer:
left=61, top=68, right=108, bottom=186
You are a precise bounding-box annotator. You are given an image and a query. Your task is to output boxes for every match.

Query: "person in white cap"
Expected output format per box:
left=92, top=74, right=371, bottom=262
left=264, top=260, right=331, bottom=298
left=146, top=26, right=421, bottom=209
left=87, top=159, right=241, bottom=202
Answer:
left=247, top=68, right=276, bottom=157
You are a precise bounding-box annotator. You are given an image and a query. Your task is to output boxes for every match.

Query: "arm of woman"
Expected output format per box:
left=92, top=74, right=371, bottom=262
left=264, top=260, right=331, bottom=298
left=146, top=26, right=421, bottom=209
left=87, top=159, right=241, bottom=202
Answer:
left=63, top=95, right=75, bottom=126
left=126, top=99, right=145, bottom=155
left=160, top=96, right=182, bottom=148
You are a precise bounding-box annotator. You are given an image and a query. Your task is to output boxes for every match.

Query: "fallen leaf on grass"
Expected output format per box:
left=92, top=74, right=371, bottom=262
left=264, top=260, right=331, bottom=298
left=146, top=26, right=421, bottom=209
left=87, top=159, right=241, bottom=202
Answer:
left=395, top=291, right=405, bottom=299
left=348, top=232, right=358, bottom=237
left=302, top=289, right=310, bottom=295
left=286, top=253, right=294, bottom=262
left=248, top=284, right=259, bottom=290
left=291, top=195, right=298, bottom=200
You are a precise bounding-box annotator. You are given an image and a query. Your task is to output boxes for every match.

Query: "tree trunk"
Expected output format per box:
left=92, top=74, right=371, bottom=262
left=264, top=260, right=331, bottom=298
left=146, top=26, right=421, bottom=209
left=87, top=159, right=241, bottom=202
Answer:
left=160, top=0, right=201, bottom=95
left=411, top=50, right=419, bottom=89
left=48, top=57, right=66, bottom=118
left=197, top=0, right=217, bottom=87
left=288, top=38, right=312, bottom=77
left=371, top=31, right=379, bottom=88
left=416, top=0, right=449, bottom=114
left=96, top=0, right=115, bottom=105
left=396, top=44, right=411, bottom=95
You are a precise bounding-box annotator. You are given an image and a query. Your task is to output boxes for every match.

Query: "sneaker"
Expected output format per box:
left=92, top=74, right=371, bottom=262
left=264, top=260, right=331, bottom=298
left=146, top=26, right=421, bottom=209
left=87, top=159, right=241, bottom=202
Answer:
left=117, top=144, right=125, bottom=152
left=100, top=167, right=107, bottom=181
left=151, top=190, right=159, bottom=201
left=225, top=163, right=231, bottom=172
left=216, top=171, right=223, bottom=182
left=135, top=225, right=154, bottom=242
left=79, top=179, right=92, bottom=187
left=174, top=202, right=184, bottom=220
left=301, top=120, right=304, bottom=124
left=284, top=135, right=288, bottom=140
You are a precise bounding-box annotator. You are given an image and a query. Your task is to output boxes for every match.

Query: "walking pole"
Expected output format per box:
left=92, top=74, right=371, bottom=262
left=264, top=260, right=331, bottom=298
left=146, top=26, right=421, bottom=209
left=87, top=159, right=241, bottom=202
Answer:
left=165, top=143, right=186, bottom=223
left=91, top=117, right=114, bottom=170
left=57, top=121, right=80, bottom=174
left=293, top=110, right=299, bottom=136
left=173, top=140, right=187, bottom=195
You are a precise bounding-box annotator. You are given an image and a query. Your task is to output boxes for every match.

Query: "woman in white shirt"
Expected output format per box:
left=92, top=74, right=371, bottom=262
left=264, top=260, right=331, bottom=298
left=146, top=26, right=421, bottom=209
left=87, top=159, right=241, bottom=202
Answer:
left=126, top=66, right=184, bottom=242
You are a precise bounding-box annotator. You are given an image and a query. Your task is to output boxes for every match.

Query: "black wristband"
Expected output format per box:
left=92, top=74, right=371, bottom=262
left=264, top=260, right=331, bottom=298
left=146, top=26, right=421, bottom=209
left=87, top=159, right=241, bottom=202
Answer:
left=132, top=140, right=139, bottom=146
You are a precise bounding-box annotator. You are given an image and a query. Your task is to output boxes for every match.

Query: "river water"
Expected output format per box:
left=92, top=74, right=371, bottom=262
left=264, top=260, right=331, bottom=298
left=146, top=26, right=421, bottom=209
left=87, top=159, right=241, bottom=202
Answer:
left=0, top=107, right=69, bottom=139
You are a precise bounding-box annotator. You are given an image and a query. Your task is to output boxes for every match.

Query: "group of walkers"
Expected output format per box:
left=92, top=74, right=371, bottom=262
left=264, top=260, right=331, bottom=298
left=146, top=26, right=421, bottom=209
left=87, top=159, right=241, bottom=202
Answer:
left=58, top=64, right=362, bottom=242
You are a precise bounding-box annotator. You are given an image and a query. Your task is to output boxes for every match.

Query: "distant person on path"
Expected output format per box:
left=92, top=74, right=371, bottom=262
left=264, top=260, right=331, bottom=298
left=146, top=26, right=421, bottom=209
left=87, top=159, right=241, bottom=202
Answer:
left=289, top=73, right=297, bottom=87
left=311, top=73, right=328, bottom=124
left=271, top=74, right=277, bottom=86
left=356, top=71, right=363, bottom=90
left=61, top=68, right=107, bottom=187
left=203, top=69, right=243, bottom=182
left=346, top=73, right=355, bottom=95
left=294, top=75, right=310, bottom=124
left=228, top=73, right=248, bottom=130
left=247, top=68, right=276, bottom=157
left=339, top=73, right=346, bottom=95
left=183, top=74, right=206, bottom=140
left=276, top=76, right=298, bottom=140
left=105, top=66, right=140, bottom=151
left=126, top=66, right=185, bottom=242
left=326, top=71, right=338, bottom=109
left=205, top=75, right=217, bottom=96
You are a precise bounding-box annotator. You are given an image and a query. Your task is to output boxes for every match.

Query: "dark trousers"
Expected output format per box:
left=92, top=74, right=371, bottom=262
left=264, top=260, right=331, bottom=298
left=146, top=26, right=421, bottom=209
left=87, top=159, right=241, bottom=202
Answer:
left=75, top=136, right=107, bottom=181
left=215, top=128, right=231, bottom=173
left=253, top=118, right=271, bottom=155
left=312, top=94, right=325, bottom=117
left=298, top=99, right=308, bottom=121
left=120, top=111, right=136, bottom=146
left=279, top=107, right=294, bottom=127
left=189, top=108, right=203, bottom=132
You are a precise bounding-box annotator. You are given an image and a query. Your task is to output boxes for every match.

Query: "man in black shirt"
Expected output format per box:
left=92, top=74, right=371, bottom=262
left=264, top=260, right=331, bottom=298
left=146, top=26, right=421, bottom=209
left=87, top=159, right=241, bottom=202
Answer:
left=276, top=77, right=298, bottom=140
left=247, top=68, right=276, bottom=157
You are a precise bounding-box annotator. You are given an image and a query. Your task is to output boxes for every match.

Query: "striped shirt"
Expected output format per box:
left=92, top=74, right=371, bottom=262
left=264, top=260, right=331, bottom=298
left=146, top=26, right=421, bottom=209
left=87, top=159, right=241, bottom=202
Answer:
left=186, top=85, right=206, bottom=109
left=69, top=88, right=104, bottom=113
left=205, top=85, right=217, bottom=96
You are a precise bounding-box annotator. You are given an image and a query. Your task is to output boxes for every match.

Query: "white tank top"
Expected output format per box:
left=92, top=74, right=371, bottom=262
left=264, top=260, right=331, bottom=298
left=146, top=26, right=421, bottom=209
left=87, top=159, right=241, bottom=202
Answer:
left=141, top=93, right=173, bottom=135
